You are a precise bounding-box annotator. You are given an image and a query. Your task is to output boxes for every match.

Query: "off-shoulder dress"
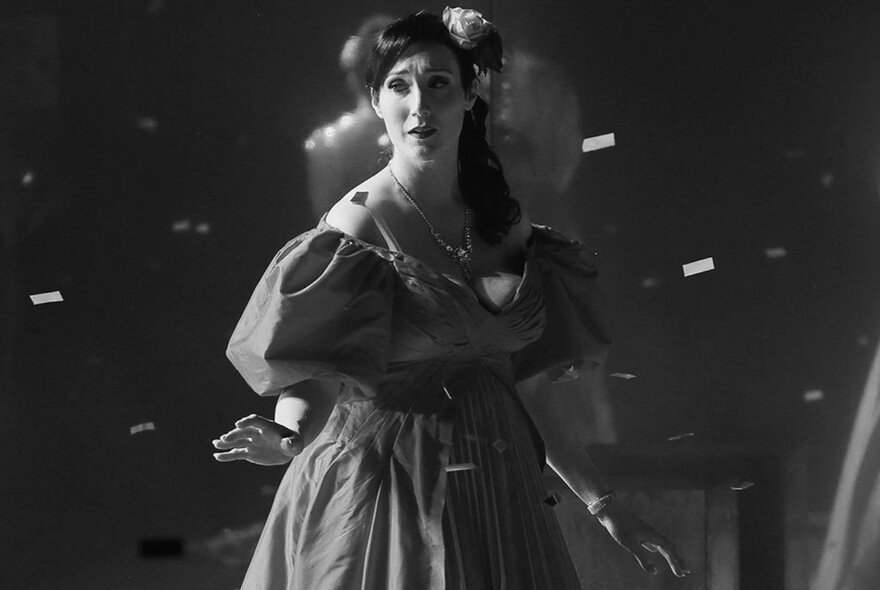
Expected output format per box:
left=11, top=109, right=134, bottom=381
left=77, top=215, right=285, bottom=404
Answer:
left=226, top=211, right=611, bottom=589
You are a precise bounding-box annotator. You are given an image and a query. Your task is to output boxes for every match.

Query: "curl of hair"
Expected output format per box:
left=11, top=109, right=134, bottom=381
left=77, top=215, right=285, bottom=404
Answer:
left=365, top=11, right=520, bottom=245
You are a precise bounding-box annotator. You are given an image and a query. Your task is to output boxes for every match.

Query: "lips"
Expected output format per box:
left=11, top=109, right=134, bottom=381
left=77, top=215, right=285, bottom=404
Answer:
left=408, top=126, right=437, bottom=139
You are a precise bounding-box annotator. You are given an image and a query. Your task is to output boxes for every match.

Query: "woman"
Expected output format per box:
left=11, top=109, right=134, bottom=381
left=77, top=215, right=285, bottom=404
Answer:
left=214, top=8, right=688, bottom=589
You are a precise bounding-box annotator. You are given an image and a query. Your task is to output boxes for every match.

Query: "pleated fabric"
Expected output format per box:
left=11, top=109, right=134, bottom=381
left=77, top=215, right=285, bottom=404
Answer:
left=227, top=219, right=611, bottom=589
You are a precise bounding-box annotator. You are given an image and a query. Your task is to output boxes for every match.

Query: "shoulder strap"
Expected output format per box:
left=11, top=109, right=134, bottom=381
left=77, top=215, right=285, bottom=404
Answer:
left=350, top=191, right=403, bottom=253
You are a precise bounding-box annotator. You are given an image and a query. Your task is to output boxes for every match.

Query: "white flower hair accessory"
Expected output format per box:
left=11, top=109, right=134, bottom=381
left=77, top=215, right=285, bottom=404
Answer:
left=442, top=6, right=503, bottom=75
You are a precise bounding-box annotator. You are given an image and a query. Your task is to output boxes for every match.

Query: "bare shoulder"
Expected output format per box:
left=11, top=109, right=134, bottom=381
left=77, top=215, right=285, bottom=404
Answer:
left=324, top=177, right=387, bottom=246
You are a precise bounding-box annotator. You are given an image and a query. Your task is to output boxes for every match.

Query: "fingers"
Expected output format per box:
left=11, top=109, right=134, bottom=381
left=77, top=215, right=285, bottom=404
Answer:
left=213, top=426, right=263, bottom=448
left=645, top=540, right=691, bottom=578
left=235, top=414, right=269, bottom=428
left=627, top=545, right=658, bottom=576
left=213, top=447, right=250, bottom=462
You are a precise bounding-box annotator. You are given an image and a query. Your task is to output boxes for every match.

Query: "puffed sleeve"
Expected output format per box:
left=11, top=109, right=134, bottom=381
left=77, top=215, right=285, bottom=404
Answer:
left=226, top=228, right=395, bottom=397
left=513, top=225, right=613, bottom=382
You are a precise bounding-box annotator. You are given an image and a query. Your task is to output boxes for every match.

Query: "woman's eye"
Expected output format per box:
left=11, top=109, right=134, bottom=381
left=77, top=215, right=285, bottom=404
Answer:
left=430, top=78, right=451, bottom=89
left=388, top=82, right=408, bottom=93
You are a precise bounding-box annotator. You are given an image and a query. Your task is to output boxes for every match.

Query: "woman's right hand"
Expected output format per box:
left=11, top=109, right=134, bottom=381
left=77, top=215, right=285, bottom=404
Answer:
left=212, top=414, right=304, bottom=466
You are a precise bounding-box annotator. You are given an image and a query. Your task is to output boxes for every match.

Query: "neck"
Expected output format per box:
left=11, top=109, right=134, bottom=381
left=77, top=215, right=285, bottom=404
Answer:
left=388, top=154, right=462, bottom=209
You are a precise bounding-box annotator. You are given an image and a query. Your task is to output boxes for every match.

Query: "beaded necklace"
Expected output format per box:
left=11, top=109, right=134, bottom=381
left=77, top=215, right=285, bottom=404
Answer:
left=388, top=167, right=473, bottom=280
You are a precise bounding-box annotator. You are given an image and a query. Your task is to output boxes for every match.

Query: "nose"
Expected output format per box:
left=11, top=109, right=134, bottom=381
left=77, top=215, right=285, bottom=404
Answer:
left=410, top=84, right=431, bottom=118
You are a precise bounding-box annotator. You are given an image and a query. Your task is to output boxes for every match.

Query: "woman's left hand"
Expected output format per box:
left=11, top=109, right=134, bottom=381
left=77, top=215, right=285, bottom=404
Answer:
left=596, top=503, right=691, bottom=578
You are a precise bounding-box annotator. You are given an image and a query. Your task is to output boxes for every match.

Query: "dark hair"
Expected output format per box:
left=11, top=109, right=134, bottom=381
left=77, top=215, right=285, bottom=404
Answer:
left=365, top=11, right=520, bottom=245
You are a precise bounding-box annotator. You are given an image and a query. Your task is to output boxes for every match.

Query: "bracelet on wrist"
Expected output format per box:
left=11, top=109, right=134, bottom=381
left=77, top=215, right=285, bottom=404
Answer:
left=587, top=490, right=617, bottom=516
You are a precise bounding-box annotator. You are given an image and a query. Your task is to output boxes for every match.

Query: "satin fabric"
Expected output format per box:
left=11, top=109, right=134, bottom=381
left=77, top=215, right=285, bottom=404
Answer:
left=226, top=220, right=611, bottom=589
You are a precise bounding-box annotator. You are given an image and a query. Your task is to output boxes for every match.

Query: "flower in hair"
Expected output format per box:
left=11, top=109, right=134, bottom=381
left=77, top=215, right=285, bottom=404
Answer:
left=442, top=6, right=503, bottom=75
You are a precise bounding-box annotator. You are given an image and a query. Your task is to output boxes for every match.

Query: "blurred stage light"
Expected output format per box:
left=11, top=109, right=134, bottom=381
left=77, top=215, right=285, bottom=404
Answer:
left=21, top=170, right=35, bottom=187
left=171, top=219, right=191, bottom=233
left=803, top=389, right=825, bottom=403
left=764, top=246, right=787, bottom=259
left=136, top=116, right=159, bottom=132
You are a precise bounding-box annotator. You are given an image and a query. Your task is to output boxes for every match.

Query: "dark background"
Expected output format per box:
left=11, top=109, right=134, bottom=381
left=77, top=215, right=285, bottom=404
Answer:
left=2, top=0, right=879, bottom=588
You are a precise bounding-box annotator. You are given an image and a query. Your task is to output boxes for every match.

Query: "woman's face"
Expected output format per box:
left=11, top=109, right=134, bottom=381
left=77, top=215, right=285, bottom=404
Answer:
left=372, top=42, right=476, bottom=165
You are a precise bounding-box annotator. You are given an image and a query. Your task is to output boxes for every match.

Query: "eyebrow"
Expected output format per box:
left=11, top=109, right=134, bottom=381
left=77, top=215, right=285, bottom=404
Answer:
left=387, top=67, right=454, bottom=77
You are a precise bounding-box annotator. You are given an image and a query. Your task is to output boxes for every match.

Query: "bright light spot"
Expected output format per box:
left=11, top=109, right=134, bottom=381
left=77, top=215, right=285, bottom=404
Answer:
left=171, top=219, right=191, bottom=233
left=377, top=133, right=391, bottom=149
left=338, top=113, right=355, bottom=129
left=304, top=138, right=316, bottom=151
left=195, top=221, right=211, bottom=234
left=21, top=170, right=35, bottom=187
left=765, top=247, right=787, bottom=259
left=803, top=389, right=825, bottom=403
left=731, top=481, right=755, bottom=491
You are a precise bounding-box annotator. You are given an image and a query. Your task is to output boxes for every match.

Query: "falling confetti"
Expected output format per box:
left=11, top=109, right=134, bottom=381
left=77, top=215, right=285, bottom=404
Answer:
left=544, top=492, right=563, bottom=507
left=194, top=221, right=211, bottom=234
left=582, top=133, right=616, bottom=153
left=21, top=170, right=35, bottom=187
left=30, top=291, right=63, bottom=305
left=682, top=257, right=715, bottom=277
left=764, top=247, right=787, bottom=259
left=445, top=462, right=477, bottom=473
left=492, top=439, right=508, bottom=453
left=803, top=389, right=825, bottom=403
left=641, top=277, right=661, bottom=288
left=610, top=373, right=637, bottom=380
left=441, top=382, right=453, bottom=400
left=667, top=432, right=695, bottom=441
left=130, top=422, right=156, bottom=435
left=171, top=219, right=191, bottom=233
left=821, top=172, right=834, bottom=188
left=730, top=481, right=755, bottom=491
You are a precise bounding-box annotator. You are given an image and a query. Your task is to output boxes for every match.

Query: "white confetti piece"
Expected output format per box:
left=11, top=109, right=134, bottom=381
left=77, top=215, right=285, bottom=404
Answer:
left=803, top=389, right=825, bottom=403
left=492, top=439, right=508, bottom=453
left=731, top=481, right=755, bottom=491
left=641, top=277, right=661, bottom=288
left=21, top=170, right=35, bottom=187
left=441, top=382, right=453, bottom=400
left=194, top=221, right=211, bottom=234
left=171, top=219, right=191, bottom=233
left=667, top=432, right=695, bottom=441
left=544, top=492, right=563, bottom=506
left=821, top=172, right=834, bottom=188
left=764, top=247, right=787, bottom=259
left=30, top=291, right=63, bottom=305
left=130, top=422, right=156, bottom=435
left=445, top=462, right=477, bottom=473
left=610, top=373, right=637, bottom=380
left=682, top=257, right=715, bottom=277
left=582, top=133, right=616, bottom=153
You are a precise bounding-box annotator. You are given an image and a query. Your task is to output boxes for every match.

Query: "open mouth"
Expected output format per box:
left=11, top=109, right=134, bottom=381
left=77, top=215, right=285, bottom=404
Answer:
left=408, top=126, right=437, bottom=139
